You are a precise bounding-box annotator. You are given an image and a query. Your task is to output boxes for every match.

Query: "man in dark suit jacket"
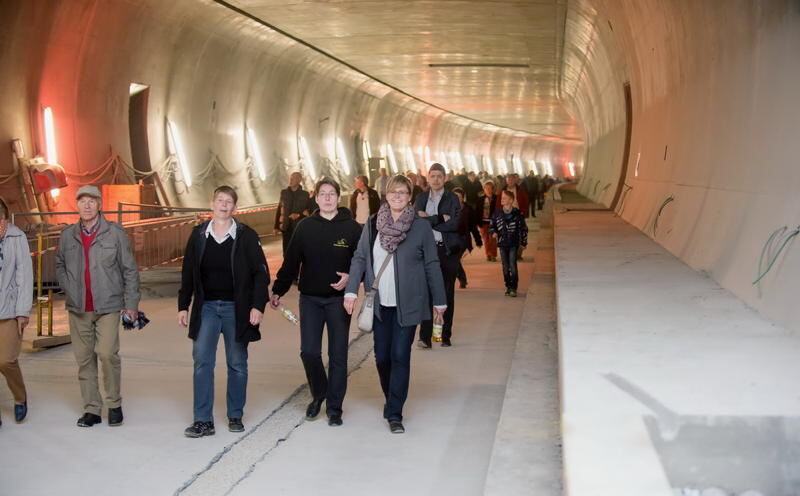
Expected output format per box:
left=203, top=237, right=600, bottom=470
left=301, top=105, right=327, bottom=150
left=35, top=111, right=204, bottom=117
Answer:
left=414, top=163, right=462, bottom=347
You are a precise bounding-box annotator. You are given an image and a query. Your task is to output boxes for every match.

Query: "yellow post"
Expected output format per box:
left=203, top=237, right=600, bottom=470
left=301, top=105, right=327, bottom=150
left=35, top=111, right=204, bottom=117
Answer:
left=36, top=234, right=43, bottom=337
left=47, top=289, right=54, bottom=337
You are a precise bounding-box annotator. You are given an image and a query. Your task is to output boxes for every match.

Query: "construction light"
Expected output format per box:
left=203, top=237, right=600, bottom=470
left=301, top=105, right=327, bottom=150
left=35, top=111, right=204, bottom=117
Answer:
left=424, top=146, right=432, bottom=167
left=405, top=147, right=417, bottom=172
left=387, top=144, right=398, bottom=173
left=529, top=160, right=539, bottom=175
left=299, top=136, right=317, bottom=179
left=50, top=188, right=60, bottom=198
left=246, top=128, right=267, bottom=180
left=167, top=120, right=192, bottom=187
left=436, top=151, right=448, bottom=168
left=43, top=107, right=58, bottom=165
left=485, top=156, right=494, bottom=174
left=336, top=138, right=351, bottom=175
left=513, top=156, right=523, bottom=174
left=468, top=154, right=479, bottom=172
left=568, top=161, right=576, bottom=176
left=498, top=158, right=509, bottom=174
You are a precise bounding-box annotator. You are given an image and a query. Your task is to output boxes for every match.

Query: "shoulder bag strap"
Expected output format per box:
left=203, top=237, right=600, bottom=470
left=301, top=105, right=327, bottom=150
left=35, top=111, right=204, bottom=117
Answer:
left=371, top=252, right=394, bottom=290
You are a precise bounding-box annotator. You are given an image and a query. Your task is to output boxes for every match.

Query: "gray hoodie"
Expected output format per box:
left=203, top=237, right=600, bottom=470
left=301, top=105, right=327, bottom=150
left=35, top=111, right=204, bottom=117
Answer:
left=0, top=223, right=33, bottom=320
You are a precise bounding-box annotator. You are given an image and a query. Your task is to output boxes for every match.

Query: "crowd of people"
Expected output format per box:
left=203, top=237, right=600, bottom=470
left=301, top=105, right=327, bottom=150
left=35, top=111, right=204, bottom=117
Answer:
left=0, top=164, right=556, bottom=435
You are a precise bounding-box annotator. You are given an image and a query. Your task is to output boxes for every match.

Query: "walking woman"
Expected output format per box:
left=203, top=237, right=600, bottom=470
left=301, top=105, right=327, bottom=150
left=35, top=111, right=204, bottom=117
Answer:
left=0, top=199, right=33, bottom=426
left=178, top=186, right=270, bottom=437
left=478, top=180, right=498, bottom=261
left=489, top=190, right=528, bottom=297
left=270, top=178, right=361, bottom=426
left=344, top=175, right=446, bottom=434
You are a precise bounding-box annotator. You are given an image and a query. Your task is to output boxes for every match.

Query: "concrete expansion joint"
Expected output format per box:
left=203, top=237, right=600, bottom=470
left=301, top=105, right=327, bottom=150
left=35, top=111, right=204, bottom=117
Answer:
left=174, top=331, right=375, bottom=496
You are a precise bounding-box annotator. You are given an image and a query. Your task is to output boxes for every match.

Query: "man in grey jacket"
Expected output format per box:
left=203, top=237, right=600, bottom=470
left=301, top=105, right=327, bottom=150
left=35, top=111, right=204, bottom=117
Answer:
left=56, top=185, right=140, bottom=428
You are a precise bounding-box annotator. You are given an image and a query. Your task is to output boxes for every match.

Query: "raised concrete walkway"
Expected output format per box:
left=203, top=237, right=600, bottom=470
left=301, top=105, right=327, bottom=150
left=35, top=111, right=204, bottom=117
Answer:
left=555, top=208, right=800, bottom=496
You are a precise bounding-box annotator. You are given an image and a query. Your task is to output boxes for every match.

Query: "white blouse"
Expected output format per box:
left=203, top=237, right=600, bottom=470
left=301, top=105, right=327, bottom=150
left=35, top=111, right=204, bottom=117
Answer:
left=371, top=238, right=397, bottom=307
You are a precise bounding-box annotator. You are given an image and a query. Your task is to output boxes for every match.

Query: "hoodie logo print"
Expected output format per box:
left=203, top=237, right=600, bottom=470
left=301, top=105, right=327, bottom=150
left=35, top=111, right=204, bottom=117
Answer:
left=333, top=238, right=349, bottom=248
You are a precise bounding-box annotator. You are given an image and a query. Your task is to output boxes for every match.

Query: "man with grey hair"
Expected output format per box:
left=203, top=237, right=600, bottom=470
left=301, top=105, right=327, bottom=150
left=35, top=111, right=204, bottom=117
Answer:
left=56, top=185, right=140, bottom=428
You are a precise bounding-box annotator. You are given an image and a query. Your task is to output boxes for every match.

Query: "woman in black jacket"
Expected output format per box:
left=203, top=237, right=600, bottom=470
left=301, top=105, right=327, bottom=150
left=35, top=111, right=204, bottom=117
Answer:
left=177, top=186, right=270, bottom=438
left=270, top=178, right=362, bottom=426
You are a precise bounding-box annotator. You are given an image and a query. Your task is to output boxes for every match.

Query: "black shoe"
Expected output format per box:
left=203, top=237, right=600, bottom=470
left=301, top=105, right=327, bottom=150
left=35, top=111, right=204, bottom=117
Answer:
left=458, top=281, right=467, bottom=289
left=416, top=339, right=432, bottom=349
left=306, top=398, right=324, bottom=420
left=441, top=338, right=452, bottom=347
left=15, top=402, right=27, bottom=423
left=184, top=421, right=215, bottom=438
left=328, top=415, right=343, bottom=426
left=77, top=412, right=102, bottom=427
left=108, top=407, right=123, bottom=427
left=504, top=289, right=510, bottom=296
left=228, top=418, right=244, bottom=432
left=388, top=420, right=405, bottom=434
left=509, top=290, right=518, bottom=297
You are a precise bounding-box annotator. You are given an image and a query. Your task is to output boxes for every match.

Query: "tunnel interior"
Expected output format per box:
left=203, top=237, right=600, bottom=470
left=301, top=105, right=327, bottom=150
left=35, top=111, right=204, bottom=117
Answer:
left=1, top=1, right=800, bottom=494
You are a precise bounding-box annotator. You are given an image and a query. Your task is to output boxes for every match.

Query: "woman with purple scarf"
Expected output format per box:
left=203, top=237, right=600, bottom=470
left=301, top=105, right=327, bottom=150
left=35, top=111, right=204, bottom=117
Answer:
left=344, top=175, right=446, bottom=434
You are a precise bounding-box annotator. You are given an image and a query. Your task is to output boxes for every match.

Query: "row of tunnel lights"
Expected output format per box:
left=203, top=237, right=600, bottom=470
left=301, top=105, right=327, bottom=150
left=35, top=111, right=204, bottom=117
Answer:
left=42, top=107, right=573, bottom=193
left=167, top=119, right=566, bottom=188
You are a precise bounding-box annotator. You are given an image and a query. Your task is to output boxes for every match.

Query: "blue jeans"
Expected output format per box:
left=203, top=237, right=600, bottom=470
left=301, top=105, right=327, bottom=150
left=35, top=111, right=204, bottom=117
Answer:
left=499, top=245, right=519, bottom=291
left=373, top=306, right=417, bottom=421
left=192, top=301, right=248, bottom=422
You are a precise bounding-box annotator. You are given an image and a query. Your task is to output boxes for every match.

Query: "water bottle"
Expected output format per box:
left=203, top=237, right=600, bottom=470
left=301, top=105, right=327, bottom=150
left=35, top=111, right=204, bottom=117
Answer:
left=432, top=317, right=443, bottom=342
left=278, top=305, right=300, bottom=325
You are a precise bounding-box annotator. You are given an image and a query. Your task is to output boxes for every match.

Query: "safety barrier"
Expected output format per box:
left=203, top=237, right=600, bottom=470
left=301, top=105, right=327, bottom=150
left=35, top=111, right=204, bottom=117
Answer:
left=13, top=203, right=277, bottom=341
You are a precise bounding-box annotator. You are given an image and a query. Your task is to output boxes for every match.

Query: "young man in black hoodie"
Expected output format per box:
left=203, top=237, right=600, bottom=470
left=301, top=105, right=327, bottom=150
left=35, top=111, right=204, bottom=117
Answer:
left=270, top=178, right=361, bottom=426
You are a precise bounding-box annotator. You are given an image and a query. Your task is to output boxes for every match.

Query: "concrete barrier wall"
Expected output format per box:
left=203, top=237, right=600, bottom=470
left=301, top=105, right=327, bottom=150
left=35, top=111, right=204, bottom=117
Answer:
left=563, top=1, right=800, bottom=333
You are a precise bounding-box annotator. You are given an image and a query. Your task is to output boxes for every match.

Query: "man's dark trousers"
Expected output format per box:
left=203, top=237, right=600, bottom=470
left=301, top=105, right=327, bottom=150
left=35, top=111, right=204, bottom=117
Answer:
left=419, top=244, right=462, bottom=342
left=298, top=294, right=351, bottom=417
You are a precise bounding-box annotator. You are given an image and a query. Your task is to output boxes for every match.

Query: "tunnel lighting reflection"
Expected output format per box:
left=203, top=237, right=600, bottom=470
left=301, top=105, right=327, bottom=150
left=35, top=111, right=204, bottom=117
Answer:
left=405, top=147, right=417, bottom=172
left=326, top=139, right=336, bottom=161
left=43, top=107, right=58, bottom=165
left=498, top=158, right=508, bottom=174
left=436, top=151, right=448, bottom=168
left=299, top=136, right=317, bottom=180
left=386, top=144, right=398, bottom=173
left=485, top=156, right=494, bottom=174
left=529, top=160, right=539, bottom=175
left=424, top=146, right=432, bottom=167
left=513, top=157, right=523, bottom=174
left=468, top=154, right=479, bottom=172
left=568, top=162, right=576, bottom=176
left=167, top=120, right=192, bottom=187
left=246, top=128, right=267, bottom=181
left=336, top=138, right=350, bottom=175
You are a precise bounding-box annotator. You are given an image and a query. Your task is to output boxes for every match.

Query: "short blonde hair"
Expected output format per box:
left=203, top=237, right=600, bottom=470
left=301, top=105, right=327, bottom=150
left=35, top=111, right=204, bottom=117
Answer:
left=386, top=175, right=413, bottom=196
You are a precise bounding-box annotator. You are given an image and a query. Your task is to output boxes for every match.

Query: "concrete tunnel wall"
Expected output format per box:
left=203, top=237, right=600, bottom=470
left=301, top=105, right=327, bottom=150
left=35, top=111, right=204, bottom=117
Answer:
left=0, top=0, right=577, bottom=218
left=565, top=0, right=800, bottom=333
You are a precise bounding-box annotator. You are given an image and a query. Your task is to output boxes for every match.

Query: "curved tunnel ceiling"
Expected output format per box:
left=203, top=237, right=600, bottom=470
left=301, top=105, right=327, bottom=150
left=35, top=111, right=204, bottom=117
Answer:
left=224, top=0, right=583, bottom=143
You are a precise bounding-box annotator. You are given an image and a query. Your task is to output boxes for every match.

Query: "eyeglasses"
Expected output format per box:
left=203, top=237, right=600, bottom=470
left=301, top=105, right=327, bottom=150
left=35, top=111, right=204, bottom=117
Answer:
left=387, top=190, right=410, bottom=197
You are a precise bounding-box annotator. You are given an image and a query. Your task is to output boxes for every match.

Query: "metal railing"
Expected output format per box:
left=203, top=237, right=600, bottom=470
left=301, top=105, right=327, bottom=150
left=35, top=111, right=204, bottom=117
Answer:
left=14, top=203, right=278, bottom=338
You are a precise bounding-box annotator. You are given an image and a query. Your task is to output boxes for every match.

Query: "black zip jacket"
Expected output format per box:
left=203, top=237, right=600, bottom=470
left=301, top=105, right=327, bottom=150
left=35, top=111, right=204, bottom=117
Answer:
left=272, top=207, right=362, bottom=298
left=178, top=220, right=270, bottom=343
